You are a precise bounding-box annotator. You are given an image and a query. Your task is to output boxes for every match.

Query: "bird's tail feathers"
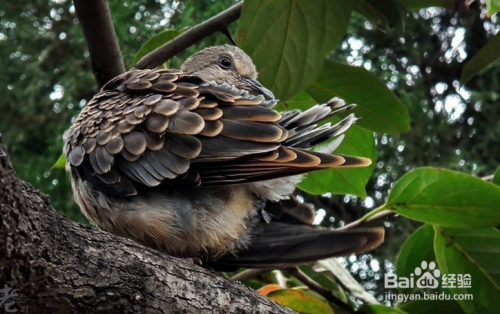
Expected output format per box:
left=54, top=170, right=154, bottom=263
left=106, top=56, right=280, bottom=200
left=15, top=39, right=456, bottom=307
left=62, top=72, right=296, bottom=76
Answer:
left=280, top=98, right=357, bottom=149
left=212, top=222, right=384, bottom=269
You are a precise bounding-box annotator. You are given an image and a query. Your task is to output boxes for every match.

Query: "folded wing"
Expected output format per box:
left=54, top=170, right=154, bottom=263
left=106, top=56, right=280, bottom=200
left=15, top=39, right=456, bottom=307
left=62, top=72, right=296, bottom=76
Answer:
left=64, top=69, right=371, bottom=196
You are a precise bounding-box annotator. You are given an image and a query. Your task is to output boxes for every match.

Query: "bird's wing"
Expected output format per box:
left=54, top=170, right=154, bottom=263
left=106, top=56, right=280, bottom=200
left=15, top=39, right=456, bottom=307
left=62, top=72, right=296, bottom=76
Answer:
left=65, top=69, right=369, bottom=196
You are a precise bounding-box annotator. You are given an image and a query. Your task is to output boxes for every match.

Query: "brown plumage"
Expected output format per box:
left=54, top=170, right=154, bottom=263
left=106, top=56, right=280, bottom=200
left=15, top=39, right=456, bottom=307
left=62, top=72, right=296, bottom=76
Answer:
left=64, top=45, right=384, bottom=269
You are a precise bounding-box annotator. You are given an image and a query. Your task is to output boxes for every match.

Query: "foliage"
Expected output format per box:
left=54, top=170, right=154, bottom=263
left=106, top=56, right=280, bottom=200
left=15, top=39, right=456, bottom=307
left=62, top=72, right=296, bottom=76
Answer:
left=461, top=31, right=500, bottom=84
left=237, top=0, right=500, bottom=313
left=3, top=0, right=500, bottom=313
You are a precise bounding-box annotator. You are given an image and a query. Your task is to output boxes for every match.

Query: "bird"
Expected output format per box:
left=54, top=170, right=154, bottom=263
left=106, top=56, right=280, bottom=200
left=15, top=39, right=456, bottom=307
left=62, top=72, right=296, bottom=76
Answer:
left=63, top=45, right=384, bottom=269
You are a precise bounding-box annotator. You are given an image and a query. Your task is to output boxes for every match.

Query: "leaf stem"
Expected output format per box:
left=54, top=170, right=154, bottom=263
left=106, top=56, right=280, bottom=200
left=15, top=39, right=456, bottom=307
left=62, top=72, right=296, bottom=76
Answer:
left=360, top=204, right=388, bottom=222
left=338, top=205, right=394, bottom=230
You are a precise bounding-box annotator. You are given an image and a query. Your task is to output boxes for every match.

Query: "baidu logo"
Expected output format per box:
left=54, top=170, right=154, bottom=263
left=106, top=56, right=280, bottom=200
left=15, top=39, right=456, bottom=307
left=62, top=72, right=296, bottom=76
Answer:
left=384, top=261, right=468, bottom=289
left=414, top=261, right=440, bottom=289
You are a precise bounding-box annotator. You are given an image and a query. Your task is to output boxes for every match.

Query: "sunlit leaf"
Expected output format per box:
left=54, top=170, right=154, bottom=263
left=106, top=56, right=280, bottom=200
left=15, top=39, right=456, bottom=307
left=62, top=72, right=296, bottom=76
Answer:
left=52, top=154, right=66, bottom=170
left=486, top=0, right=500, bottom=16
left=461, top=32, right=500, bottom=85
left=385, top=168, right=500, bottom=228
left=267, top=289, right=334, bottom=314
left=131, top=27, right=189, bottom=67
left=306, top=61, right=410, bottom=134
left=257, top=284, right=283, bottom=297
left=238, top=0, right=354, bottom=101
left=434, top=227, right=500, bottom=314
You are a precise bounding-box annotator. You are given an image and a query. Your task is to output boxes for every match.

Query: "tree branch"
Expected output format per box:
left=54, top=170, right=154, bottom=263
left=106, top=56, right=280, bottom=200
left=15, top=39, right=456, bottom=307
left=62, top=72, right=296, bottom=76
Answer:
left=0, top=133, right=295, bottom=314
left=231, top=269, right=269, bottom=283
left=134, top=2, right=243, bottom=70
left=74, top=0, right=126, bottom=89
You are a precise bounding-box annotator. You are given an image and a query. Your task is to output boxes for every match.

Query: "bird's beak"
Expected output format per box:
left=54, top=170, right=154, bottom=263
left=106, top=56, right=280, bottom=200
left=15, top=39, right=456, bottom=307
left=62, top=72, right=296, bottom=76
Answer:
left=243, top=77, right=275, bottom=100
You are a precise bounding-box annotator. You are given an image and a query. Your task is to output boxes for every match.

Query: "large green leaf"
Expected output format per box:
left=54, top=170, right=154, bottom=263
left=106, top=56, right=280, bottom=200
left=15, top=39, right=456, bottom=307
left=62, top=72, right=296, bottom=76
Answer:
left=277, top=90, right=317, bottom=111
left=131, top=28, right=189, bottom=67
left=398, top=0, right=455, bottom=10
left=396, top=225, right=435, bottom=285
left=267, top=289, right=334, bottom=314
left=298, top=121, right=375, bottom=197
left=434, top=227, right=500, bottom=314
left=461, top=32, right=500, bottom=85
left=306, top=61, right=410, bottom=134
left=238, top=0, right=353, bottom=101
left=399, top=300, right=465, bottom=314
left=385, top=168, right=500, bottom=228
left=355, top=0, right=406, bottom=35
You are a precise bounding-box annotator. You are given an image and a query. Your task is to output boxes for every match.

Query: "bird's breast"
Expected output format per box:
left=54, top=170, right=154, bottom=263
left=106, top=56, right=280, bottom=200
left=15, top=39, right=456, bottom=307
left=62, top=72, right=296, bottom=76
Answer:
left=74, top=177, right=261, bottom=259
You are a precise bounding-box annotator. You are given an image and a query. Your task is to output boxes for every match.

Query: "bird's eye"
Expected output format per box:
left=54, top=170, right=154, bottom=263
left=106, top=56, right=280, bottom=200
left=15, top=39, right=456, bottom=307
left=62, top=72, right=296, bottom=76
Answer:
left=218, top=56, right=233, bottom=70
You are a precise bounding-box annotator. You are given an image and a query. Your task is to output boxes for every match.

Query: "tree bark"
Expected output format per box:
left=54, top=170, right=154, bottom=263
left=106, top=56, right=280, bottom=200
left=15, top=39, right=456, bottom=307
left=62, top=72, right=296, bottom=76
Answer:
left=0, top=134, right=295, bottom=314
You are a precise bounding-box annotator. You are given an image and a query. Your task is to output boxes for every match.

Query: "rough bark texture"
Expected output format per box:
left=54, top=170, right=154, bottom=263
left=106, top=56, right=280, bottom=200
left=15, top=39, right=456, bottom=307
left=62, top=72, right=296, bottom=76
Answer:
left=0, top=133, right=295, bottom=314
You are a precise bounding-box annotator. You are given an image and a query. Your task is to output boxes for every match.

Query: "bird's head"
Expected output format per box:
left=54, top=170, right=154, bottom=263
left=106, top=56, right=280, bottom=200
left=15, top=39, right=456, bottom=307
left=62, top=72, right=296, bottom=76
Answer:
left=181, top=45, right=274, bottom=100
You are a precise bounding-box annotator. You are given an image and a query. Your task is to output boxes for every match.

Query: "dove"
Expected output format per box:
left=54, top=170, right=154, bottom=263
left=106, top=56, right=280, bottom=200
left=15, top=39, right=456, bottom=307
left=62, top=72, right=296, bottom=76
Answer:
left=64, top=45, right=384, bottom=269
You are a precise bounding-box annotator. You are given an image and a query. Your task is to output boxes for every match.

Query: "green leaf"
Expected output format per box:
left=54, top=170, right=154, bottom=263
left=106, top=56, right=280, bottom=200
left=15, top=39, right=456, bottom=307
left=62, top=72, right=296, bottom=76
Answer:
left=434, top=227, right=500, bottom=314
left=238, top=0, right=354, bottom=101
left=306, top=61, right=410, bottom=134
left=399, top=299, right=465, bottom=314
left=385, top=167, right=500, bottom=228
left=298, top=122, right=375, bottom=197
left=267, top=289, right=334, bottom=314
left=398, top=0, right=455, bottom=10
left=299, top=264, right=350, bottom=304
left=277, top=90, right=317, bottom=111
left=355, top=0, right=406, bottom=35
left=396, top=225, right=436, bottom=288
left=317, top=259, right=379, bottom=304
left=492, top=165, right=500, bottom=186
left=461, top=32, right=500, bottom=85
left=131, top=28, right=189, bottom=67
left=486, top=0, right=500, bottom=16
left=51, top=154, right=66, bottom=170
left=359, top=304, right=409, bottom=314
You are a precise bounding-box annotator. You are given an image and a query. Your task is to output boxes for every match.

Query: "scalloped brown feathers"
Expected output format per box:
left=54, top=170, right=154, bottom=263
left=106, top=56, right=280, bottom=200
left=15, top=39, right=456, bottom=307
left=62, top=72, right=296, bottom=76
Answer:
left=64, top=68, right=371, bottom=197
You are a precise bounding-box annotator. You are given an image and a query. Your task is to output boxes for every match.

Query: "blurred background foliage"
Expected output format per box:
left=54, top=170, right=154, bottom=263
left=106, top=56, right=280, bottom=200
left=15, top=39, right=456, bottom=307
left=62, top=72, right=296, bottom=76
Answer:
left=1, top=0, right=499, bottom=304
